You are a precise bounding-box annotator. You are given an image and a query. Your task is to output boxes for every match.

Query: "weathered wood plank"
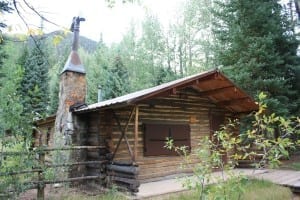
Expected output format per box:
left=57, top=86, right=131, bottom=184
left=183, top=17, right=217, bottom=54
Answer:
left=107, top=164, right=139, bottom=175
left=88, top=88, right=227, bottom=181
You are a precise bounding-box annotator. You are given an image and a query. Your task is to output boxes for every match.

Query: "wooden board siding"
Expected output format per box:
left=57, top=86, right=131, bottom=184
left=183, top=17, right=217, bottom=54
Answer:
left=33, top=117, right=55, bottom=147
left=137, top=100, right=211, bottom=182
left=86, top=88, right=231, bottom=182
left=110, top=107, right=138, bottom=162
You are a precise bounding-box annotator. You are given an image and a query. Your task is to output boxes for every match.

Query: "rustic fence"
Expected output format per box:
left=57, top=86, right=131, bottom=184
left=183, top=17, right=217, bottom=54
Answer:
left=0, top=145, right=107, bottom=199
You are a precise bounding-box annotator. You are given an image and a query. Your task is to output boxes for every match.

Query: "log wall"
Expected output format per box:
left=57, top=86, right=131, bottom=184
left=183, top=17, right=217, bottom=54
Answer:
left=92, top=88, right=233, bottom=183
left=33, top=117, right=56, bottom=147
left=137, top=91, right=216, bottom=182
left=69, top=114, right=88, bottom=178
left=35, top=88, right=235, bottom=184
left=84, top=112, right=109, bottom=183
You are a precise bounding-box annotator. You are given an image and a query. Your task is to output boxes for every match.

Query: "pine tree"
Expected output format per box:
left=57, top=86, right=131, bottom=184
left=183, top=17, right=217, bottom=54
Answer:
left=0, top=40, right=24, bottom=137
left=155, top=67, right=178, bottom=85
left=0, top=1, right=13, bottom=30
left=103, top=55, right=130, bottom=99
left=19, top=39, right=50, bottom=119
left=213, top=0, right=300, bottom=116
left=86, top=40, right=110, bottom=103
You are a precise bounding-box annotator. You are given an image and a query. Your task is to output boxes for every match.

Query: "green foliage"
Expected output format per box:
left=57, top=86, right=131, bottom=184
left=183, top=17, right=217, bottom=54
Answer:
left=243, top=93, right=300, bottom=168
left=161, top=179, right=292, bottom=200
left=238, top=179, right=292, bottom=200
left=285, top=162, right=300, bottom=171
left=19, top=39, right=50, bottom=120
left=166, top=92, right=300, bottom=199
left=0, top=1, right=13, bottom=30
left=213, top=0, right=300, bottom=116
left=173, top=0, right=215, bottom=75
left=103, top=55, right=130, bottom=99
left=85, top=41, right=109, bottom=103
left=214, top=0, right=299, bottom=115
left=105, top=0, right=139, bottom=8
left=50, top=188, right=127, bottom=200
left=0, top=40, right=26, bottom=137
left=0, top=141, right=37, bottom=197
left=0, top=40, right=48, bottom=198
left=155, top=67, right=178, bottom=85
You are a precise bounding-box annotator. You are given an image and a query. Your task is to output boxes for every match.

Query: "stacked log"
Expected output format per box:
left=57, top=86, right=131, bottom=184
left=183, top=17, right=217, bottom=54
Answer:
left=85, top=114, right=108, bottom=184
left=106, top=162, right=140, bottom=193
left=85, top=147, right=108, bottom=182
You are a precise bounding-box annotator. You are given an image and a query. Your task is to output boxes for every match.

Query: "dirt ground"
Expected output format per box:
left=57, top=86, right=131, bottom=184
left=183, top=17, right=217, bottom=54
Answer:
left=18, top=183, right=106, bottom=200
left=18, top=185, right=300, bottom=200
left=17, top=153, right=300, bottom=200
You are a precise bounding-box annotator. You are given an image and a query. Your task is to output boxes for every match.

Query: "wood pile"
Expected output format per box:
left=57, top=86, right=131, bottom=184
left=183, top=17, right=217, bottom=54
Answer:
left=106, top=161, right=140, bottom=193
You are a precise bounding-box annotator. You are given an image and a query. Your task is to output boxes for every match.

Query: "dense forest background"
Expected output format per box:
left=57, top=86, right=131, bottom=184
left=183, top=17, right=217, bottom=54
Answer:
left=0, top=0, right=300, bottom=140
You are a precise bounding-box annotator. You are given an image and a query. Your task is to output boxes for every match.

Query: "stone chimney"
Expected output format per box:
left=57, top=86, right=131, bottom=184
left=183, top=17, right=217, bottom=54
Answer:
left=55, top=16, right=86, bottom=144
left=53, top=17, right=87, bottom=178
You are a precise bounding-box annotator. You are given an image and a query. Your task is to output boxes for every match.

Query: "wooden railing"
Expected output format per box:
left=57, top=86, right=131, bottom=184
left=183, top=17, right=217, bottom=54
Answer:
left=0, top=145, right=107, bottom=199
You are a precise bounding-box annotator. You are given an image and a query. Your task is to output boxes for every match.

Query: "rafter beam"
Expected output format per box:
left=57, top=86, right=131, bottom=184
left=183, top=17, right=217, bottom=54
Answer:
left=198, top=85, right=236, bottom=96
left=217, top=97, right=250, bottom=106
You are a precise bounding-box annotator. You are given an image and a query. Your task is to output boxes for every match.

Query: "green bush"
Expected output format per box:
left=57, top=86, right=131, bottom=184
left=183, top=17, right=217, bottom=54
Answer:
left=166, top=92, right=300, bottom=200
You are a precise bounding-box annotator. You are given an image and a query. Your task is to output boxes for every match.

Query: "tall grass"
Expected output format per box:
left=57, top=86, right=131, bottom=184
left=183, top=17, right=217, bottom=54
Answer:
left=284, top=162, right=300, bottom=171
left=240, top=179, right=292, bottom=200
left=47, top=191, right=127, bottom=200
left=157, top=179, right=292, bottom=200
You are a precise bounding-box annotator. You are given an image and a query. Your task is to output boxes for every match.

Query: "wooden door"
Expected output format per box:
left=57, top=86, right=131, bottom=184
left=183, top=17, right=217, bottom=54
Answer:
left=210, top=113, right=227, bottom=163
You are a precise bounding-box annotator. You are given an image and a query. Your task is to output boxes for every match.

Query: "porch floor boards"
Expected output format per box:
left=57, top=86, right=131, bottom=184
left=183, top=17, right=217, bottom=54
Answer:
left=135, top=169, right=300, bottom=199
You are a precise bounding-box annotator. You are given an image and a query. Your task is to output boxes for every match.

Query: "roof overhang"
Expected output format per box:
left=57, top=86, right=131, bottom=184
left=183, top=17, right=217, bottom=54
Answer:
left=75, top=69, right=258, bottom=114
left=34, top=114, right=56, bottom=126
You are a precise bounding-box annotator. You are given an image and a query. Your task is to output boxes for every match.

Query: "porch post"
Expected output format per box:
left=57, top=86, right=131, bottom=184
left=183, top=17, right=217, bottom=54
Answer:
left=134, top=105, right=139, bottom=162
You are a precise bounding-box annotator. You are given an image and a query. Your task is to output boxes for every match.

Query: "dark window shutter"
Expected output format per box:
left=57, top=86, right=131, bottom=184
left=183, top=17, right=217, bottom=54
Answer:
left=171, top=124, right=190, bottom=151
left=144, top=123, right=190, bottom=156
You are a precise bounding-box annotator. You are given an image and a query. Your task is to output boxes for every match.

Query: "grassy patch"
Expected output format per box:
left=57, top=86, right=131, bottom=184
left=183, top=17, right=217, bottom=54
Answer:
left=40, top=184, right=128, bottom=200
left=283, top=162, right=300, bottom=171
left=58, top=193, right=127, bottom=200
left=48, top=191, right=127, bottom=200
left=239, top=179, right=292, bottom=200
left=158, top=179, right=292, bottom=200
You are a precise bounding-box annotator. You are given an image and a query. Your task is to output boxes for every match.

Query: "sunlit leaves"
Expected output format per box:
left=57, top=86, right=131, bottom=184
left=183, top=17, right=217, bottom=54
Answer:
left=27, top=28, right=43, bottom=36
left=105, top=0, right=140, bottom=8
left=52, top=35, right=63, bottom=46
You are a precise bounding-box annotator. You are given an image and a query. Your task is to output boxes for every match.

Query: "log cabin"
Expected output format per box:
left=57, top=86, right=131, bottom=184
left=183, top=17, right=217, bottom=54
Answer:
left=74, top=69, right=258, bottom=181
left=34, top=68, right=258, bottom=189
left=33, top=17, right=258, bottom=192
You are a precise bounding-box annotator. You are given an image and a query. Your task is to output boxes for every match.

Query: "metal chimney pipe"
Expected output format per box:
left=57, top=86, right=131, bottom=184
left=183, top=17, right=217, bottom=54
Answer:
left=71, top=17, right=85, bottom=51
left=61, top=16, right=86, bottom=74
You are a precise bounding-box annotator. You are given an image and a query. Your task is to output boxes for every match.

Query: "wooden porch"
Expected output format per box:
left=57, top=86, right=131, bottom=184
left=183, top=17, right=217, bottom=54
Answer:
left=135, top=169, right=300, bottom=199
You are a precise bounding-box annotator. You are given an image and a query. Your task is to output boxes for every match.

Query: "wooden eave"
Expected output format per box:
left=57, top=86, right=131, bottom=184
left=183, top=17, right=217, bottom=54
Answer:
left=34, top=115, right=56, bottom=126
left=75, top=69, right=258, bottom=114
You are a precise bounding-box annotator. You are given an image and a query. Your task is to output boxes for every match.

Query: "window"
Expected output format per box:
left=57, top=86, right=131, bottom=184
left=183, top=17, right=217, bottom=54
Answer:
left=143, top=123, right=191, bottom=156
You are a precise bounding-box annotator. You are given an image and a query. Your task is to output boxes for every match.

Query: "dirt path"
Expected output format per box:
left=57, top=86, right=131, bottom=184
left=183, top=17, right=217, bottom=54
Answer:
left=19, top=184, right=105, bottom=200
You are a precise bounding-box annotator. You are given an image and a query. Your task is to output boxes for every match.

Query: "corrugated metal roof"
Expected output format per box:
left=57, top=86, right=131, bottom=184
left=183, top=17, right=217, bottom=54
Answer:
left=75, top=69, right=258, bottom=113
